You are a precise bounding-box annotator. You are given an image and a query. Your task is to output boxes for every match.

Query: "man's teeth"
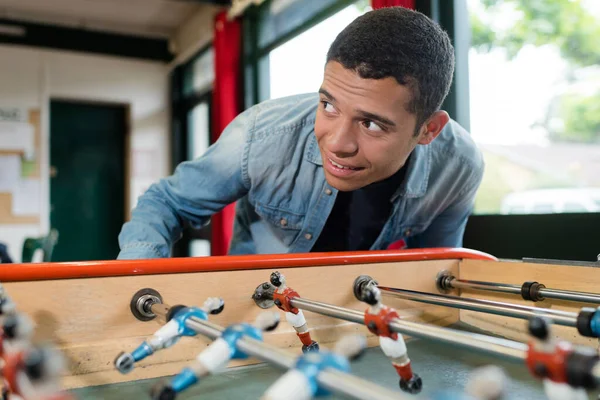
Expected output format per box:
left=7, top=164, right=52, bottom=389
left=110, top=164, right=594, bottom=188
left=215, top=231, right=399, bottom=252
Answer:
left=329, top=158, right=357, bottom=170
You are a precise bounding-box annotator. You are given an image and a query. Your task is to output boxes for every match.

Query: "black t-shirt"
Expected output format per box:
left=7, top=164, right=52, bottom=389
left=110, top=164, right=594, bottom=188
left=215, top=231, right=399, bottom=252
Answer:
left=311, top=158, right=409, bottom=252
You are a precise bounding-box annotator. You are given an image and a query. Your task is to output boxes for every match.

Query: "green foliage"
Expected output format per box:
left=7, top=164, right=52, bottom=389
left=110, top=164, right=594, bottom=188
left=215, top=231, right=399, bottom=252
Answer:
left=470, top=12, right=496, bottom=51
left=471, top=0, right=600, bottom=143
left=471, top=0, right=600, bottom=66
left=554, top=92, right=600, bottom=143
left=353, top=0, right=371, bottom=13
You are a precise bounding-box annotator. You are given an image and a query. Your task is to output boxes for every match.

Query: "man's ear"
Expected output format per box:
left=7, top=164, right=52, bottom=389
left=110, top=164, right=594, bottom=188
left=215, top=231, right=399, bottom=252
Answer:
left=417, top=111, right=450, bottom=145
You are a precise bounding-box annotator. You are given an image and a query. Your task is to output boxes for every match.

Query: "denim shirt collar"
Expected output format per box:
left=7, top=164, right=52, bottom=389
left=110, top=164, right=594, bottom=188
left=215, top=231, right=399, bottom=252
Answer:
left=304, top=131, right=430, bottom=200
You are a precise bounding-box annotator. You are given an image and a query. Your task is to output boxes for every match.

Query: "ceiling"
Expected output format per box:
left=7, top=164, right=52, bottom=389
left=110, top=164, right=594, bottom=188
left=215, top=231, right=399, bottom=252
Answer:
left=0, top=0, right=224, bottom=38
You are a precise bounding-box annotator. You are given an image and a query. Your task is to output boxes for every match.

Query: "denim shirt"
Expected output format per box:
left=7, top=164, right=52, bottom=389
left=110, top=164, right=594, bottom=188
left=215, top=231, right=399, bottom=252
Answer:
left=118, top=93, right=484, bottom=259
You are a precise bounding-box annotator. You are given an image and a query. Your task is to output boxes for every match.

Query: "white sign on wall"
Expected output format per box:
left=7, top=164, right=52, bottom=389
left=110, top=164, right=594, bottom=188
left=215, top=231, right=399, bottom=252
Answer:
left=0, top=107, right=27, bottom=123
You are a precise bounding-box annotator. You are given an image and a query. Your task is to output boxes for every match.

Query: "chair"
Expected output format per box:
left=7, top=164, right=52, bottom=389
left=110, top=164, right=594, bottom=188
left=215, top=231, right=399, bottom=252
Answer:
left=21, top=229, right=59, bottom=263
left=0, top=243, right=13, bottom=263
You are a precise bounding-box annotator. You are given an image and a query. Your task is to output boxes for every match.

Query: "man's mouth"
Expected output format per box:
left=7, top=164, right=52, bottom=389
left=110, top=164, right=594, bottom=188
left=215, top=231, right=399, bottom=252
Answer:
left=328, top=158, right=363, bottom=170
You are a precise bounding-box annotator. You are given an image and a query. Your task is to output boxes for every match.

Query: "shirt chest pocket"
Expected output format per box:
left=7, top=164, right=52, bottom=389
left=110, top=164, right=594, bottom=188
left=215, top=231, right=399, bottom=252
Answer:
left=254, top=203, right=305, bottom=247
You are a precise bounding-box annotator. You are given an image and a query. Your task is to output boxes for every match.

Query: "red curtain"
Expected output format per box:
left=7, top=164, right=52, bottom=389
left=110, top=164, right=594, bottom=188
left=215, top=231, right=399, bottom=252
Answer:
left=211, top=11, right=241, bottom=256
left=371, top=0, right=416, bottom=9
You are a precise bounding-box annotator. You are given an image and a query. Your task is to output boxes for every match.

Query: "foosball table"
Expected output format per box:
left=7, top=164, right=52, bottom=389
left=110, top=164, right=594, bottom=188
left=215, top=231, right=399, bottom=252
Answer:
left=1, top=248, right=600, bottom=399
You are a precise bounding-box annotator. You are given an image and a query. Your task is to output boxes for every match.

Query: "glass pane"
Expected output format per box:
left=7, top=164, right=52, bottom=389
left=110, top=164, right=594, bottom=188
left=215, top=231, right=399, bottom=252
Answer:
left=468, top=0, right=600, bottom=215
left=259, top=0, right=365, bottom=50
left=187, top=101, right=210, bottom=160
left=268, top=2, right=370, bottom=100
left=183, top=48, right=214, bottom=98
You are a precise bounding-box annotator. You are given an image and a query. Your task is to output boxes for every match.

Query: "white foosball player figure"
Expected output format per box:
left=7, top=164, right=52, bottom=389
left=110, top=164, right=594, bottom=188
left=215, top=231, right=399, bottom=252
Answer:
left=1, top=314, right=34, bottom=357
left=114, top=297, right=224, bottom=374
left=464, top=365, right=508, bottom=400
left=428, top=365, right=508, bottom=400
left=360, top=284, right=422, bottom=394
left=261, top=334, right=367, bottom=400
left=151, top=312, right=281, bottom=400
left=543, top=380, right=588, bottom=400
left=270, top=272, right=319, bottom=353
left=0, top=284, right=16, bottom=320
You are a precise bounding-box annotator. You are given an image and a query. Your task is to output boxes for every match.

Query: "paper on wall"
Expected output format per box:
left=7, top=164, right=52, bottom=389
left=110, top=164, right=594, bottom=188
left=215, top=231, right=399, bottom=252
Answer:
left=0, top=122, right=34, bottom=159
left=0, top=154, right=20, bottom=192
left=12, top=179, right=40, bottom=216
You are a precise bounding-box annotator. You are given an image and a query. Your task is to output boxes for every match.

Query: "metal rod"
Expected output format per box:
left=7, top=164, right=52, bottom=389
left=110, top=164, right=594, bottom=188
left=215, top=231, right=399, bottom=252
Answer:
left=539, top=288, right=600, bottom=304
left=378, top=286, right=577, bottom=327
left=150, top=304, right=402, bottom=400
left=449, top=277, right=600, bottom=305
left=450, top=279, right=523, bottom=295
left=183, top=316, right=404, bottom=400
left=290, top=297, right=528, bottom=363
left=150, top=303, right=170, bottom=324
left=317, top=369, right=405, bottom=399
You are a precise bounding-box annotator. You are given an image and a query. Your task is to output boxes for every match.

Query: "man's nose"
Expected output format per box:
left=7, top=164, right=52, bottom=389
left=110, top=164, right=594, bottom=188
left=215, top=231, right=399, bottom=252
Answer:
left=327, top=121, right=358, bottom=157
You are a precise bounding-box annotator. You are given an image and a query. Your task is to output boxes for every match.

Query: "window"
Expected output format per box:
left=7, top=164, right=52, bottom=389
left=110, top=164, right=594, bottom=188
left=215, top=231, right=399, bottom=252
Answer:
left=268, top=2, right=370, bottom=100
left=531, top=204, right=554, bottom=214
left=183, top=48, right=214, bottom=98
left=468, top=0, right=600, bottom=215
left=182, top=99, right=212, bottom=256
left=563, top=203, right=587, bottom=213
left=187, top=101, right=210, bottom=160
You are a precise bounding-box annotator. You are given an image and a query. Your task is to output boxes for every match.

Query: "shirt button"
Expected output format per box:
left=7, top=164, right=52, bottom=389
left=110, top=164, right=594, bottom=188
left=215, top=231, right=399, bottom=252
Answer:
left=280, top=218, right=287, bottom=227
left=324, top=188, right=332, bottom=195
left=404, top=228, right=412, bottom=237
left=304, top=233, right=313, bottom=240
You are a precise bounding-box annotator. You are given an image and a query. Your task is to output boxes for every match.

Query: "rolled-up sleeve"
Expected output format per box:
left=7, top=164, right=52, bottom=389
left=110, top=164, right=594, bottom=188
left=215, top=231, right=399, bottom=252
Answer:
left=117, top=107, right=257, bottom=259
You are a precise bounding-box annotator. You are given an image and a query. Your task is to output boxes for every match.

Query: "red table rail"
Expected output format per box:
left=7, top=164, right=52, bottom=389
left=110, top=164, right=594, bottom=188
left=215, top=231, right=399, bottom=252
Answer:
left=0, top=248, right=496, bottom=282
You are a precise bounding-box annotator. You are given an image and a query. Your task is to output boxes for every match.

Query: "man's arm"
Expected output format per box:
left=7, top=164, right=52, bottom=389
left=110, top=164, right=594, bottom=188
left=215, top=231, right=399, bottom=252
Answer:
left=117, top=107, right=257, bottom=259
left=407, top=170, right=483, bottom=249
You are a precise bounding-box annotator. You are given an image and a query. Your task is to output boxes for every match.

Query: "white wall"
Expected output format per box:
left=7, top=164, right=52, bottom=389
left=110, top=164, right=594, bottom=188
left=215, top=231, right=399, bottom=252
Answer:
left=0, top=44, right=169, bottom=262
left=169, top=5, right=219, bottom=69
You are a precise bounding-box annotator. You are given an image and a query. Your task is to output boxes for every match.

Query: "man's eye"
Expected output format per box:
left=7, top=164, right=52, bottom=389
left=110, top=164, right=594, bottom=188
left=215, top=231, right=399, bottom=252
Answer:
left=363, top=120, right=383, bottom=132
left=322, top=101, right=335, bottom=113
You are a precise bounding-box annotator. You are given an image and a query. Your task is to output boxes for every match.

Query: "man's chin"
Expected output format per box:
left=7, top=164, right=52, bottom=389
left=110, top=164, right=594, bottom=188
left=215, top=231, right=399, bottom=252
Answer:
left=324, top=173, right=364, bottom=192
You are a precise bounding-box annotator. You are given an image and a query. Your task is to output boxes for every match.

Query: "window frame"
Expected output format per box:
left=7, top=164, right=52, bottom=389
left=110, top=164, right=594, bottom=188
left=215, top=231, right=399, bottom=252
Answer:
left=170, top=44, right=214, bottom=257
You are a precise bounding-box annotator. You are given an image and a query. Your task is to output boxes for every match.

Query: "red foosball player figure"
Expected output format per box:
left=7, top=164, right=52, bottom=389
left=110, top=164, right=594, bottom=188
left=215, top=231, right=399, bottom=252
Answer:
left=270, top=272, right=319, bottom=353
left=2, top=345, right=72, bottom=400
left=360, top=284, right=422, bottom=394
left=1, top=313, right=35, bottom=400
left=526, top=316, right=589, bottom=400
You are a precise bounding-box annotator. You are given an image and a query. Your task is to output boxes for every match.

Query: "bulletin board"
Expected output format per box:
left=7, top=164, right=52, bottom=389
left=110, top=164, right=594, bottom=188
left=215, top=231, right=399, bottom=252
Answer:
left=0, top=109, right=41, bottom=224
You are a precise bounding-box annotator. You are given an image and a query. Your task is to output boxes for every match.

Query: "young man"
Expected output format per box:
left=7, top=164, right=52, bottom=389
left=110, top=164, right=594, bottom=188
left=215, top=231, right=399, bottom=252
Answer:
left=117, top=6, right=483, bottom=259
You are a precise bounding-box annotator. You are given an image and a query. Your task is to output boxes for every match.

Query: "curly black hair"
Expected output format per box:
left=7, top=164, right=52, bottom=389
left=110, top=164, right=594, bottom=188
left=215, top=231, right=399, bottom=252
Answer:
left=326, top=7, right=455, bottom=134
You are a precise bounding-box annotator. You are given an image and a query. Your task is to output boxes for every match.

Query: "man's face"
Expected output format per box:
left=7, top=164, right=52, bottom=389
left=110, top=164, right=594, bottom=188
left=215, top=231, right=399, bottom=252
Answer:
left=315, top=61, right=424, bottom=192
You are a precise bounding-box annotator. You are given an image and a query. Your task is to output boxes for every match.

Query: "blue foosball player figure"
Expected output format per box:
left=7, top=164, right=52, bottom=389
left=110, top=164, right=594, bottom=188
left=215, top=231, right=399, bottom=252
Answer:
left=261, top=334, right=366, bottom=400
left=114, top=297, right=224, bottom=374
left=151, top=312, right=280, bottom=400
